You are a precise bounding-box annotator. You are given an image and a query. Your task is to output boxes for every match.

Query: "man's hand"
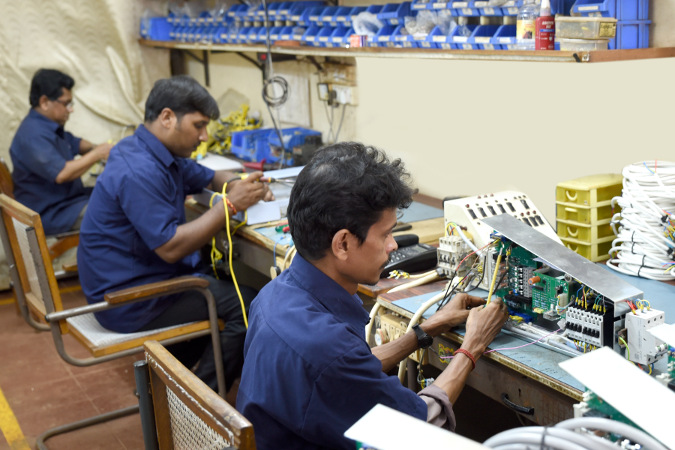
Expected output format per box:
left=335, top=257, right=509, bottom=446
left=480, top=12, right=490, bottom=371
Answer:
left=461, top=298, right=510, bottom=357
left=224, top=171, right=273, bottom=212
left=93, top=142, right=113, bottom=161
left=421, top=293, right=486, bottom=337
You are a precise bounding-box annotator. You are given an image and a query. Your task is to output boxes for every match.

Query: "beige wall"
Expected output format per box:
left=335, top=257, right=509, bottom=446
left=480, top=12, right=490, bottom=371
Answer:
left=188, top=52, right=675, bottom=222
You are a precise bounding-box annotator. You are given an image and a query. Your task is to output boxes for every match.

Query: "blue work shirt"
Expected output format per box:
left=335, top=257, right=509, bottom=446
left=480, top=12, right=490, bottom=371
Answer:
left=237, top=254, right=427, bottom=450
left=10, top=109, right=88, bottom=234
left=77, top=125, right=215, bottom=332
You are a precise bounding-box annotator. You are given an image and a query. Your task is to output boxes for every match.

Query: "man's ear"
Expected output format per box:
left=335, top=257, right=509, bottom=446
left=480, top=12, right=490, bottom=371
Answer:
left=158, top=108, right=176, bottom=129
left=38, top=95, right=50, bottom=111
left=331, top=229, right=352, bottom=261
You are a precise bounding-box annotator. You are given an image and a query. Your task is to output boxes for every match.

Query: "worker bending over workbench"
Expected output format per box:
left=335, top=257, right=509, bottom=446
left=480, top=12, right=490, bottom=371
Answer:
left=78, top=75, right=273, bottom=400
left=238, top=142, right=509, bottom=449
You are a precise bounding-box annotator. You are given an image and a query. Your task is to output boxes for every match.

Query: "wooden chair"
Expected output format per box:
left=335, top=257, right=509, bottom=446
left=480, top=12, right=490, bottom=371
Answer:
left=0, top=157, right=79, bottom=274
left=0, top=193, right=226, bottom=449
left=136, top=341, right=255, bottom=450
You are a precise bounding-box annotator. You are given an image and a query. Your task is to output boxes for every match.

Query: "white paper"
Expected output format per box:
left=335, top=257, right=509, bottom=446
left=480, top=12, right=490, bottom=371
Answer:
left=196, top=154, right=242, bottom=171
left=344, top=404, right=488, bottom=450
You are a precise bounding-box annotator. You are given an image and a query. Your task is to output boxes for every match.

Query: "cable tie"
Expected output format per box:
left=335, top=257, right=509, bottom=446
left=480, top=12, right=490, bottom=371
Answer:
left=540, top=426, right=548, bottom=448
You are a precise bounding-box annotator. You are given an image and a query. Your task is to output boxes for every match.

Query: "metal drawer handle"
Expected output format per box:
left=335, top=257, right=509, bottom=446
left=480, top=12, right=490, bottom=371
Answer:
left=501, top=393, right=534, bottom=415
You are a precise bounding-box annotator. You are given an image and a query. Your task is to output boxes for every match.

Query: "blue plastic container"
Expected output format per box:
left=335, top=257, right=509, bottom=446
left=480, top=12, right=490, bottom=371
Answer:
left=572, top=0, right=649, bottom=20
left=377, top=2, right=412, bottom=26
left=609, top=20, right=650, bottom=49
left=276, top=2, right=294, bottom=22
left=331, top=6, right=353, bottom=26
left=491, top=24, right=517, bottom=49
left=317, top=26, right=336, bottom=46
left=500, top=0, right=521, bottom=16
left=301, top=25, right=321, bottom=45
left=279, top=25, right=294, bottom=40
left=449, top=24, right=477, bottom=49
left=231, top=129, right=274, bottom=162
left=265, top=128, right=322, bottom=164
left=316, top=6, right=338, bottom=26
left=411, top=0, right=436, bottom=11
left=427, top=26, right=451, bottom=49
left=465, top=24, right=500, bottom=49
left=344, top=6, right=366, bottom=25
left=227, top=4, right=247, bottom=21
left=141, top=17, right=173, bottom=41
left=331, top=26, right=352, bottom=46
left=373, top=24, right=397, bottom=47
left=450, top=1, right=481, bottom=17
left=476, top=1, right=505, bottom=17
left=269, top=26, right=284, bottom=42
left=392, top=25, right=417, bottom=48
left=298, top=6, right=325, bottom=26
left=291, top=26, right=307, bottom=41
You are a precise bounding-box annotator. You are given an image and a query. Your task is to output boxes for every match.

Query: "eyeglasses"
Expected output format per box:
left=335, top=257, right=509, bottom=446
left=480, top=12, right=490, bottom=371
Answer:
left=54, top=99, right=74, bottom=109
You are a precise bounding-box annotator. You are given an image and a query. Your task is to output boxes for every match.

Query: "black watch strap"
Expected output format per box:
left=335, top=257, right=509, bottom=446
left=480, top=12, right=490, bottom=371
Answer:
left=412, top=324, right=433, bottom=349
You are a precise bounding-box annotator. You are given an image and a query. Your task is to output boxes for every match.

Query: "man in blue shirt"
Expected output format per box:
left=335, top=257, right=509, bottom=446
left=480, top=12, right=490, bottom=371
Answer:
left=10, top=69, right=113, bottom=234
left=78, top=75, right=272, bottom=399
left=237, top=142, right=510, bottom=449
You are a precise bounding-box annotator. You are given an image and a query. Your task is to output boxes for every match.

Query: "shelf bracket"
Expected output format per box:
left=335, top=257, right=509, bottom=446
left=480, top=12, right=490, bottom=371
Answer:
left=184, top=50, right=211, bottom=86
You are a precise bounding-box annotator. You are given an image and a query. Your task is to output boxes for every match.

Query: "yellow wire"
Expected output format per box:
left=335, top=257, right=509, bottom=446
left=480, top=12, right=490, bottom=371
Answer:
left=486, top=251, right=502, bottom=305
left=222, top=182, right=249, bottom=328
left=618, top=336, right=630, bottom=360
left=209, top=193, right=223, bottom=279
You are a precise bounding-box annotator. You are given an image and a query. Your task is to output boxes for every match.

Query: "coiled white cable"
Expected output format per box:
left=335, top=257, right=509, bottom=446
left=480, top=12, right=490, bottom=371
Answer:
left=606, top=161, right=675, bottom=280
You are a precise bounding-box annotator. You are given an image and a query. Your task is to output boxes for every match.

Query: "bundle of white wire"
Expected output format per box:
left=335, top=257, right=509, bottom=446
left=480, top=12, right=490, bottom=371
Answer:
left=607, top=161, right=675, bottom=281
left=483, top=417, right=668, bottom=450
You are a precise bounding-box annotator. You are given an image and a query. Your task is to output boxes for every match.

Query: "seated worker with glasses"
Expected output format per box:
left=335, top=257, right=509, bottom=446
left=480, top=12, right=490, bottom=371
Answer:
left=9, top=68, right=113, bottom=234
left=237, top=142, right=510, bottom=449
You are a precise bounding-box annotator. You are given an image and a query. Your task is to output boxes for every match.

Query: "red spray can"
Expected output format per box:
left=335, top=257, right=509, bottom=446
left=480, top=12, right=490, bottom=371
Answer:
left=535, top=0, right=555, bottom=50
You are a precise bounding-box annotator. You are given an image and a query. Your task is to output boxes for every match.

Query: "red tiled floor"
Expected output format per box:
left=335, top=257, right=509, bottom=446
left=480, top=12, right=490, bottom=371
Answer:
left=0, top=280, right=144, bottom=450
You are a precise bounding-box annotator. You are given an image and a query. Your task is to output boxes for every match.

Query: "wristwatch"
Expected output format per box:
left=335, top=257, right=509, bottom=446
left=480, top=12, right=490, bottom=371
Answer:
left=412, top=324, right=433, bottom=349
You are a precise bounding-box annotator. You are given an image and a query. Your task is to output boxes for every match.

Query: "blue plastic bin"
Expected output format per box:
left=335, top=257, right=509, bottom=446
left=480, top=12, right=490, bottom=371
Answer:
left=572, top=0, right=649, bottom=20
left=331, top=6, right=353, bottom=26
left=466, top=24, right=500, bottom=49
left=298, top=6, right=325, bottom=26
left=344, top=6, right=366, bottom=25
left=393, top=25, right=417, bottom=48
left=450, top=1, right=481, bottom=17
left=330, top=26, right=351, bottom=46
left=373, top=24, right=397, bottom=47
left=265, top=128, right=322, bottom=164
left=609, top=20, right=650, bottom=49
left=491, top=24, right=516, bottom=49
left=280, top=25, right=294, bottom=40
left=141, top=17, right=173, bottom=41
left=476, top=1, right=505, bottom=17
left=227, top=4, right=247, bottom=21
left=301, top=25, right=321, bottom=45
left=449, top=24, right=477, bottom=49
left=377, top=2, right=412, bottom=26
left=317, top=26, right=336, bottom=46
left=317, top=6, right=339, bottom=26
left=291, top=26, right=307, bottom=41
left=427, top=26, right=451, bottom=49
left=500, top=0, right=521, bottom=16
left=231, top=129, right=274, bottom=162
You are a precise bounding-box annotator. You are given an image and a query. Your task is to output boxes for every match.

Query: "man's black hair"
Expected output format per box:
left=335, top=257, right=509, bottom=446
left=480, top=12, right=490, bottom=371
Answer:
left=29, top=69, right=74, bottom=108
left=144, top=75, right=219, bottom=122
left=287, top=142, right=415, bottom=261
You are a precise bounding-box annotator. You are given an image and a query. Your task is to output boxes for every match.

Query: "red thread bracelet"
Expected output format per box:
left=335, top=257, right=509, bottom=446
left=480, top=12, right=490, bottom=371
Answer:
left=454, top=348, right=476, bottom=371
left=225, top=197, right=237, bottom=215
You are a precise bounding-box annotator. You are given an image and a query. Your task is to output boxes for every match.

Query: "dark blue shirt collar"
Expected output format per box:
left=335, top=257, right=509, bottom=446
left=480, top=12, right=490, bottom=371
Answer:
left=135, top=124, right=176, bottom=169
left=287, top=253, right=369, bottom=328
left=28, top=108, right=64, bottom=136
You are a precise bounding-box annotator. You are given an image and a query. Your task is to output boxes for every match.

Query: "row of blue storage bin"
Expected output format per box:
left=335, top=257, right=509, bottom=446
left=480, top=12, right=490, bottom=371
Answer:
left=571, top=0, right=649, bottom=21
left=231, top=127, right=321, bottom=164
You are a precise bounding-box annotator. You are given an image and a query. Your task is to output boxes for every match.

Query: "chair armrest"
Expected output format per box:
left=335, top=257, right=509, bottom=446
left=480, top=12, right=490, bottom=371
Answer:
left=104, top=276, right=210, bottom=305
left=47, top=233, right=79, bottom=260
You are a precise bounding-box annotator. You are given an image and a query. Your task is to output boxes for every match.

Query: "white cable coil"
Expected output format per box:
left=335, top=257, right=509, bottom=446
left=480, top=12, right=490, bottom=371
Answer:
left=607, top=161, right=675, bottom=280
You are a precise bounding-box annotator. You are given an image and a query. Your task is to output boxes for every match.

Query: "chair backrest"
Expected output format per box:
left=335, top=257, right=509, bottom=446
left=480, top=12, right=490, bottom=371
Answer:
left=0, top=158, right=14, bottom=198
left=0, top=193, right=65, bottom=330
left=142, top=340, right=256, bottom=450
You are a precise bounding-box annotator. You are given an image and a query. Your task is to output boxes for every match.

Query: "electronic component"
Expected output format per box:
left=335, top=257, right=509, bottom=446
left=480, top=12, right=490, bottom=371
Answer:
left=481, top=214, right=660, bottom=362
left=381, top=243, right=437, bottom=278
left=444, top=191, right=560, bottom=251
left=625, top=308, right=668, bottom=365
left=436, top=235, right=475, bottom=278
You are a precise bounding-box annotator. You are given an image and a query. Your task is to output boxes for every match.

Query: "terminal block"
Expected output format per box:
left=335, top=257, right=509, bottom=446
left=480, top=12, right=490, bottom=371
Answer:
left=625, top=308, right=668, bottom=365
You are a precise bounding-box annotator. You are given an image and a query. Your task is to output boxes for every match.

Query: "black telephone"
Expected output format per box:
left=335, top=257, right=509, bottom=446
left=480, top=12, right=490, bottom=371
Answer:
left=380, top=234, right=438, bottom=278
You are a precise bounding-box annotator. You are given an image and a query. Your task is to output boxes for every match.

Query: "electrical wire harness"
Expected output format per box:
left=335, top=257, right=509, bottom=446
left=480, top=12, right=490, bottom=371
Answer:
left=607, top=160, right=675, bottom=280
left=483, top=417, right=669, bottom=450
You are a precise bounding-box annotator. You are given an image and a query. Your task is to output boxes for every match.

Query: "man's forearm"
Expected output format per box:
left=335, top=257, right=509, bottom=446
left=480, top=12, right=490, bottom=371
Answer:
left=371, top=331, right=419, bottom=373
left=54, top=151, right=102, bottom=183
left=154, top=201, right=234, bottom=264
